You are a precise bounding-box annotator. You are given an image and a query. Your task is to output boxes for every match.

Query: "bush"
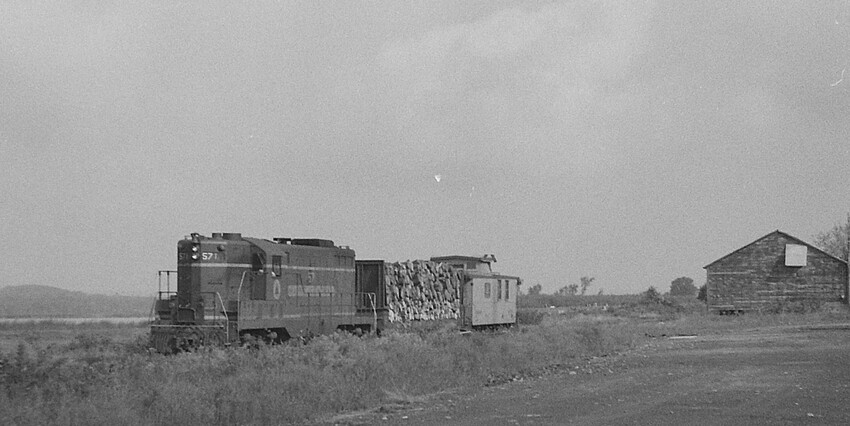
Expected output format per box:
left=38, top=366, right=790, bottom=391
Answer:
left=516, top=309, right=546, bottom=325
left=642, top=287, right=664, bottom=304
left=669, top=277, right=698, bottom=297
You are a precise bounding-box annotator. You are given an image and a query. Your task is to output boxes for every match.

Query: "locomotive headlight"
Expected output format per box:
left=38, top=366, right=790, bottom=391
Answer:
left=191, top=246, right=199, bottom=252
left=191, top=253, right=199, bottom=260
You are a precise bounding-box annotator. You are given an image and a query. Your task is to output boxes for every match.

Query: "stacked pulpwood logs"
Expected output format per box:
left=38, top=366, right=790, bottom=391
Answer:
left=384, top=260, right=464, bottom=323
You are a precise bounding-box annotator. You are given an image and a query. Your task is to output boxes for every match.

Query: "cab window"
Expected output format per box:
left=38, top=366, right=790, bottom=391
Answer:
left=252, top=253, right=265, bottom=272
left=273, top=255, right=282, bottom=275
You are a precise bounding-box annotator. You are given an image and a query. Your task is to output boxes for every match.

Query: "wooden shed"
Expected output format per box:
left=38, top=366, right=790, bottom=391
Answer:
left=704, top=230, right=848, bottom=314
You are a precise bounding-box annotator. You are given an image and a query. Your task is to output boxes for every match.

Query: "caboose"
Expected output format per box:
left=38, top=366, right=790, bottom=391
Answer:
left=430, top=255, right=521, bottom=328
left=150, top=233, right=379, bottom=353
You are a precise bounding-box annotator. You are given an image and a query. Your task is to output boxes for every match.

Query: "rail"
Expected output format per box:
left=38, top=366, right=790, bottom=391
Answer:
left=156, top=270, right=178, bottom=297
left=155, top=270, right=178, bottom=310
left=151, top=270, right=178, bottom=323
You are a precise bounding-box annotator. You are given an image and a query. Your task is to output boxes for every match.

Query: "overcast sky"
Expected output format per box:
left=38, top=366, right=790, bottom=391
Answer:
left=2, top=1, right=849, bottom=296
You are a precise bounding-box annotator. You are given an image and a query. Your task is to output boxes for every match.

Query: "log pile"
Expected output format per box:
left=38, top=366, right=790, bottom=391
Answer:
left=384, top=260, right=463, bottom=323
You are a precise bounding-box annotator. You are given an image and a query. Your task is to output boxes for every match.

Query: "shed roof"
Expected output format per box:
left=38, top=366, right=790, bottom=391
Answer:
left=703, top=230, right=846, bottom=269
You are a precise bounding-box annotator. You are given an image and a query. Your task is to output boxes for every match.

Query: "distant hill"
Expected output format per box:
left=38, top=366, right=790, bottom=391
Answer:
left=0, top=285, right=152, bottom=318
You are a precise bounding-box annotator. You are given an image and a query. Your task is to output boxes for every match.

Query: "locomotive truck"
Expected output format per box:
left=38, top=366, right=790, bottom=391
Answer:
left=150, top=232, right=521, bottom=353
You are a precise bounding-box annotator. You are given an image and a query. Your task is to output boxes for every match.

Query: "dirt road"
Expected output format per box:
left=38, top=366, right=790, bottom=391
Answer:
left=330, top=325, right=850, bottom=425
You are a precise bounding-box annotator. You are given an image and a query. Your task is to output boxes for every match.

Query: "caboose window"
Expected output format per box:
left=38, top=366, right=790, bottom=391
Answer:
left=273, top=256, right=282, bottom=275
left=484, top=282, right=491, bottom=298
left=497, top=280, right=502, bottom=300
left=505, top=280, right=510, bottom=300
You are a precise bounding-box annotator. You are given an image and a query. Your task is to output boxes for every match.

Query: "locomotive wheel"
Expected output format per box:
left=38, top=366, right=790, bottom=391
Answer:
left=178, top=331, right=201, bottom=352
left=203, top=330, right=226, bottom=348
left=239, top=333, right=261, bottom=349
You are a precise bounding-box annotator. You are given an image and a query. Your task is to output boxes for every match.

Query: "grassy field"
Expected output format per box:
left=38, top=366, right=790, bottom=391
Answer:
left=0, top=320, right=149, bottom=353
left=1, top=300, right=849, bottom=425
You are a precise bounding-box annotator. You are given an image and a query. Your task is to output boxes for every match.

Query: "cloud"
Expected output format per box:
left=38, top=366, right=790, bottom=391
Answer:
left=363, top=2, right=657, bottom=174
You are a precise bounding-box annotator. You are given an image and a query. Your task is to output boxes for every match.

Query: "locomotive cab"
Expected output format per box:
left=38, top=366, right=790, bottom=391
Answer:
left=151, top=233, right=257, bottom=352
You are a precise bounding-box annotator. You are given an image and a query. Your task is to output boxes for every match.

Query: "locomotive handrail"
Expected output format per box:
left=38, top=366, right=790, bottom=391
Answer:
left=215, top=291, right=229, bottom=342
left=197, top=291, right=228, bottom=321
left=148, top=297, right=157, bottom=323
left=151, top=270, right=178, bottom=325
left=236, top=270, right=250, bottom=317
left=157, top=291, right=177, bottom=301
left=157, top=270, right=178, bottom=294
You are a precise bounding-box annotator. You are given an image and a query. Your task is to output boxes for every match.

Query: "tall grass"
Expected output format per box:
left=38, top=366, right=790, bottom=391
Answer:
left=0, top=316, right=649, bottom=425
left=2, top=307, right=848, bottom=425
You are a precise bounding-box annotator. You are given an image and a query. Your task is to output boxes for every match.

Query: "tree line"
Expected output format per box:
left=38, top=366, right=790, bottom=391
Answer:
left=523, top=213, right=850, bottom=300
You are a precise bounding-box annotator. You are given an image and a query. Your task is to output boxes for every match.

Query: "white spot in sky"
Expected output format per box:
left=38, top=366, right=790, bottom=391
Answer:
left=434, top=174, right=442, bottom=182
left=831, top=68, right=845, bottom=87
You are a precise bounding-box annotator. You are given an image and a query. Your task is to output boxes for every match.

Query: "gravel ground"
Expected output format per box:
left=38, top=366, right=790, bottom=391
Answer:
left=324, top=324, right=850, bottom=425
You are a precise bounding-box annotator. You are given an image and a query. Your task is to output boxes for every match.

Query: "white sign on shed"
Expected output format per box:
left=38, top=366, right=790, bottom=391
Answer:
left=785, top=244, right=807, bottom=267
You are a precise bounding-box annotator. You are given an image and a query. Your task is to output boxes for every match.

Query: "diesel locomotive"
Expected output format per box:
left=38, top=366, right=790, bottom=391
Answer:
left=150, top=232, right=520, bottom=353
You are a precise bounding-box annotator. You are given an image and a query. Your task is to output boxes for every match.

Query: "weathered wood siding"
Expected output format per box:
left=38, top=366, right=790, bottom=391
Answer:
left=706, top=232, right=847, bottom=313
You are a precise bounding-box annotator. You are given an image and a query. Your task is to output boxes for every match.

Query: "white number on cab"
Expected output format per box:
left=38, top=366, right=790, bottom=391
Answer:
left=202, top=252, right=218, bottom=261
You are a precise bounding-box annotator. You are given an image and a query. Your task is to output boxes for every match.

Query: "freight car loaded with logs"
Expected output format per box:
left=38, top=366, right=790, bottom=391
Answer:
left=150, top=233, right=522, bottom=353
